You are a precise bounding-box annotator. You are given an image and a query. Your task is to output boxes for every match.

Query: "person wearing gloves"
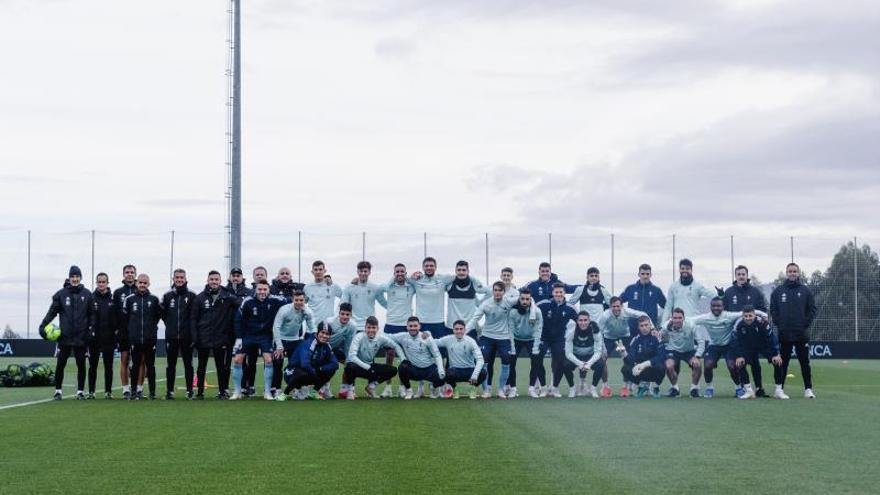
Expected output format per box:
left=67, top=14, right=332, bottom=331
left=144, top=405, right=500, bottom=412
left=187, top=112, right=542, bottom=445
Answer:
left=435, top=320, right=487, bottom=399
left=623, top=316, right=665, bottom=398
left=39, top=265, right=95, bottom=400
left=507, top=288, right=543, bottom=399
left=342, top=316, right=406, bottom=400
left=658, top=308, right=707, bottom=398
left=277, top=325, right=339, bottom=401
left=597, top=297, right=648, bottom=397
left=388, top=317, right=445, bottom=399
left=270, top=290, right=317, bottom=396
left=230, top=279, right=287, bottom=400
left=563, top=311, right=605, bottom=398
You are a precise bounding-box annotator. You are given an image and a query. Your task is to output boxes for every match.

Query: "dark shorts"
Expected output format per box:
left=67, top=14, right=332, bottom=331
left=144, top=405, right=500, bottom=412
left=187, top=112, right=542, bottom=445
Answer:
left=664, top=350, right=697, bottom=367
left=383, top=324, right=407, bottom=334
left=239, top=335, right=273, bottom=355
left=742, top=348, right=778, bottom=363
left=332, top=348, right=347, bottom=363
left=421, top=322, right=450, bottom=338
left=705, top=344, right=736, bottom=363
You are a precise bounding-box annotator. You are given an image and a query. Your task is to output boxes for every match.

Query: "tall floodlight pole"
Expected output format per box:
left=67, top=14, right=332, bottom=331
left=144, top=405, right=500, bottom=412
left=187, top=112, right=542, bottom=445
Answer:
left=227, top=0, right=242, bottom=271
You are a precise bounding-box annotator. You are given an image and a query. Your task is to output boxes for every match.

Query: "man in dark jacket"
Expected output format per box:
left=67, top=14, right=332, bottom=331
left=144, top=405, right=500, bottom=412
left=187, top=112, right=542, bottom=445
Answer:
left=113, top=264, right=138, bottom=399
left=723, top=265, right=769, bottom=395
left=122, top=273, right=163, bottom=400
left=190, top=270, right=238, bottom=399
left=39, top=265, right=95, bottom=400
left=623, top=316, right=665, bottom=398
left=161, top=268, right=197, bottom=400
left=770, top=263, right=818, bottom=399
left=537, top=283, right=579, bottom=397
left=732, top=306, right=786, bottom=400
left=619, top=263, right=667, bottom=334
left=270, top=267, right=305, bottom=299
left=88, top=272, right=116, bottom=399
left=278, top=325, right=339, bottom=400
left=525, top=262, right=576, bottom=306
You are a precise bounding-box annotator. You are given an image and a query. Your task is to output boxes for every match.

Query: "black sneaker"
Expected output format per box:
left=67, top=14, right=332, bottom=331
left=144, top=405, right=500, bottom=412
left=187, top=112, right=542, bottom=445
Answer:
left=75, top=392, right=85, bottom=400
left=53, top=392, right=62, bottom=401
left=755, top=388, right=769, bottom=398
left=123, top=390, right=131, bottom=400
left=218, top=391, right=230, bottom=400
left=246, top=386, right=256, bottom=397
left=135, top=391, right=144, bottom=401
left=86, top=393, right=95, bottom=400
left=185, top=390, right=194, bottom=400
left=148, top=394, right=156, bottom=401
left=194, top=393, right=205, bottom=400
left=689, top=388, right=700, bottom=398
left=104, top=392, right=113, bottom=400
left=165, top=391, right=174, bottom=400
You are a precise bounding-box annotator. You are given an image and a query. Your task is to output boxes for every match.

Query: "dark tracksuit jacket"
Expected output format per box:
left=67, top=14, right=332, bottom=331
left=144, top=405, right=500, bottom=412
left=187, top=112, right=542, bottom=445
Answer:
left=39, top=283, right=95, bottom=347
left=723, top=281, right=767, bottom=312
left=769, top=280, right=817, bottom=343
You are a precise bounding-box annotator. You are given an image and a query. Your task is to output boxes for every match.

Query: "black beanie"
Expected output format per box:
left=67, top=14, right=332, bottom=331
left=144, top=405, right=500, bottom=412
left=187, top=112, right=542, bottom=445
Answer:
left=69, top=265, right=82, bottom=278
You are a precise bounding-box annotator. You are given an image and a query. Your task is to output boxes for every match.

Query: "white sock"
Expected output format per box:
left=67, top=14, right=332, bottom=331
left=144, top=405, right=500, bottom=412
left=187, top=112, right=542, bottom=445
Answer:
left=55, top=389, right=62, bottom=394
left=76, top=390, right=83, bottom=395
left=600, top=381, right=607, bottom=389
left=123, top=385, right=131, bottom=393
left=136, top=385, right=143, bottom=393
left=776, top=384, right=783, bottom=392
left=672, top=384, right=680, bottom=391
left=705, top=381, right=713, bottom=387
left=690, top=384, right=699, bottom=390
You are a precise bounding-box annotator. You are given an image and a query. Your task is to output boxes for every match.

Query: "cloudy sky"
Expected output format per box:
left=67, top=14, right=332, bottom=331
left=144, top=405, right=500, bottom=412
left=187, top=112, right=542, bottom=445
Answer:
left=1, top=0, right=878, bottom=332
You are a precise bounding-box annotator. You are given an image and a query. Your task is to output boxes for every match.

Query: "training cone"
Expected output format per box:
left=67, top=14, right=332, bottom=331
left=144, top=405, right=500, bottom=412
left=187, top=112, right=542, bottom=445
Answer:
left=786, top=374, right=796, bottom=378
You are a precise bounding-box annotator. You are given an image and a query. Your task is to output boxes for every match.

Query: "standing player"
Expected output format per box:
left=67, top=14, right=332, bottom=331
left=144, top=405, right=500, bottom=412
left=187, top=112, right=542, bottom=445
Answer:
left=88, top=272, right=116, bottom=399
left=389, top=317, right=445, bottom=399
left=732, top=306, right=787, bottom=399
left=231, top=279, right=287, bottom=400
left=376, top=263, right=416, bottom=397
left=568, top=267, right=612, bottom=322
left=113, top=264, right=138, bottom=399
left=466, top=281, right=517, bottom=398
left=563, top=311, right=604, bottom=398
left=722, top=265, right=769, bottom=396
left=407, top=257, right=455, bottom=337
left=446, top=260, right=489, bottom=340
left=624, top=316, right=665, bottom=398
left=661, top=259, right=718, bottom=322
left=304, top=260, right=343, bottom=323
left=225, top=267, right=251, bottom=299
left=597, top=297, right=648, bottom=397
left=658, top=308, right=706, bottom=398
left=277, top=325, right=339, bottom=400
left=161, top=268, right=196, bottom=400
left=342, top=261, right=387, bottom=331
left=191, top=270, right=238, bottom=399
left=620, top=264, right=666, bottom=335
left=122, top=274, right=163, bottom=400
left=692, top=298, right=763, bottom=398
left=526, top=262, right=576, bottom=305
left=39, top=266, right=94, bottom=400
left=770, top=263, right=818, bottom=399
left=537, top=283, right=579, bottom=398
left=435, top=320, right=486, bottom=399
left=342, top=316, right=405, bottom=400
left=271, top=291, right=317, bottom=395
left=507, top=288, right=543, bottom=398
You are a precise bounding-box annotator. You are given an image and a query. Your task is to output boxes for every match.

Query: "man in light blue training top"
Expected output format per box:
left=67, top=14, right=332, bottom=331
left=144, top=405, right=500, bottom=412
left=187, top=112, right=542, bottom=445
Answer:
left=467, top=281, right=518, bottom=399
left=446, top=260, right=489, bottom=340
left=435, top=320, right=486, bottom=399
left=507, top=288, right=542, bottom=399
left=376, top=263, right=416, bottom=397
left=320, top=302, right=357, bottom=398
left=597, top=297, right=648, bottom=398
left=389, top=317, right=445, bottom=399
left=658, top=308, right=707, bottom=398
left=342, top=261, right=387, bottom=331
left=342, top=316, right=405, bottom=400
left=661, top=259, right=718, bottom=322
left=407, top=257, right=455, bottom=338
left=568, top=267, right=613, bottom=322
left=270, top=290, right=317, bottom=395
left=304, top=260, right=343, bottom=324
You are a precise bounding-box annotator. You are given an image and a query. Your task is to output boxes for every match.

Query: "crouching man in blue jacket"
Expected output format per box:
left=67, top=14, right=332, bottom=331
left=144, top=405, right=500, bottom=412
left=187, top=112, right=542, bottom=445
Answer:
left=278, top=324, right=339, bottom=400
left=624, top=316, right=665, bottom=398
left=733, top=306, right=787, bottom=400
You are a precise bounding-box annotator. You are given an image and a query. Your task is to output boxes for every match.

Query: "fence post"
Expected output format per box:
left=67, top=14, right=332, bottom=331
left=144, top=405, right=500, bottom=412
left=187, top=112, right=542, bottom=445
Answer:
left=790, top=236, right=795, bottom=263
left=169, top=230, right=176, bottom=287
left=854, top=237, right=859, bottom=342
left=485, top=233, right=490, bottom=284
left=423, top=232, right=427, bottom=259
left=298, top=231, right=302, bottom=283
left=610, top=233, right=615, bottom=293
left=548, top=233, right=552, bottom=265
left=27, top=230, right=31, bottom=339
left=672, top=234, right=677, bottom=283
left=91, top=229, right=96, bottom=290
left=362, top=232, right=366, bottom=261
left=730, top=235, right=735, bottom=281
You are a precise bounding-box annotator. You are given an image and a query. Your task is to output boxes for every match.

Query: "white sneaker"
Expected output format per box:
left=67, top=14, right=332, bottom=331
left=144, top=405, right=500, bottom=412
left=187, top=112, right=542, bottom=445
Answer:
left=413, top=384, right=424, bottom=399
left=548, top=387, right=562, bottom=398
left=568, top=387, right=577, bottom=398
left=804, top=388, right=816, bottom=399
left=263, top=392, right=273, bottom=401
left=739, top=387, right=756, bottom=400
left=320, top=384, right=332, bottom=398
left=539, top=386, right=549, bottom=398
left=404, top=388, right=414, bottom=400
left=229, top=392, right=242, bottom=401
left=398, top=386, right=407, bottom=399
left=496, top=388, right=508, bottom=399
left=589, top=386, right=600, bottom=398
left=366, top=382, right=378, bottom=399
left=430, top=387, right=441, bottom=399
left=508, top=387, right=518, bottom=398
left=380, top=385, right=393, bottom=398
left=346, top=390, right=357, bottom=400
left=481, top=388, right=492, bottom=399
left=774, top=388, right=790, bottom=400
left=528, top=386, right=539, bottom=398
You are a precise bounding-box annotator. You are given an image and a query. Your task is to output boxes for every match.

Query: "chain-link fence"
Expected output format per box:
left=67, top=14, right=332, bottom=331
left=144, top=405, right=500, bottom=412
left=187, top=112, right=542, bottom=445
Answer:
left=2, top=230, right=877, bottom=342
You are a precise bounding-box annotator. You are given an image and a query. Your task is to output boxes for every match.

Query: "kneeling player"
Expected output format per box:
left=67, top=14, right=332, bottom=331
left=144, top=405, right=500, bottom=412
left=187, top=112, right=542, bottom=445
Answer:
left=732, top=306, right=788, bottom=400
left=564, top=311, right=605, bottom=398
left=659, top=308, right=706, bottom=398
left=322, top=303, right=357, bottom=397
left=278, top=325, right=338, bottom=400
left=390, top=317, right=445, bottom=399
left=623, top=316, right=665, bottom=398
left=435, top=320, right=486, bottom=399
left=342, top=316, right=406, bottom=400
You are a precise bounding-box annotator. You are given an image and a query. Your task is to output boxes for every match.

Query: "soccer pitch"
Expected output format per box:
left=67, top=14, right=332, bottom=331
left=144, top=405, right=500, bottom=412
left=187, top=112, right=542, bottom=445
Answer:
left=1, top=358, right=878, bottom=494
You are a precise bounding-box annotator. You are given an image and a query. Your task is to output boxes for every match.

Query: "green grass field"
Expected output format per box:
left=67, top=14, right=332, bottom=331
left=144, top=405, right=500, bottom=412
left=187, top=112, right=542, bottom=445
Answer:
left=1, top=357, right=878, bottom=494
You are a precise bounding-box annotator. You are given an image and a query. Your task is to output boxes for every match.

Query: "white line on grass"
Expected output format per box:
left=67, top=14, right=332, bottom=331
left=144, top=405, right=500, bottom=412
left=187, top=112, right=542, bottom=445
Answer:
left=0, top=370, right=217, bottom=412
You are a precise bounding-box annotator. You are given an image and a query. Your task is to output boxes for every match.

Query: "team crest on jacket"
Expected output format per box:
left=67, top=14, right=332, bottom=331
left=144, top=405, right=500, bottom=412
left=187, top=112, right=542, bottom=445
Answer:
left=781, top=293, right=787, bottom=303
left=633, top=292, right=638, bottom=300
left=147, top=301, right=152, bottom=307
left=733, top=295, right=738, bottom=305
left=170, top=299, right=176, bottom=308
left=65, top=297, right=71, bottom=306
left=252, top=307, right=258, bottom=315
left=204, top=300, right=210, bottom=308
left=132, top=302, right=138, bottom=311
